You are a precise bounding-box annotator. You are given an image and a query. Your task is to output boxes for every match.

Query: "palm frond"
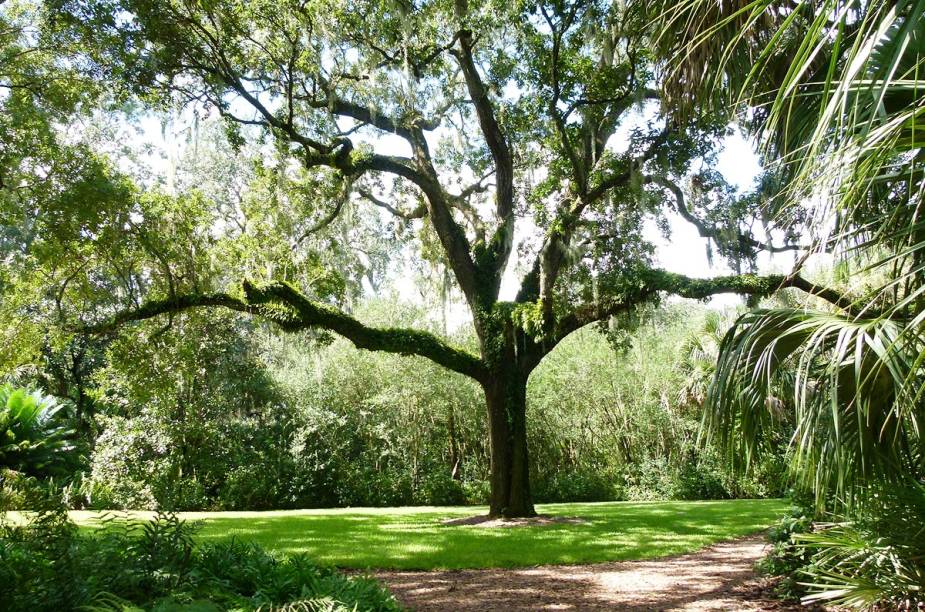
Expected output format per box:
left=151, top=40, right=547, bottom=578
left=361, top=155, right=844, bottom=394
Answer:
left=705, top=308, right=925, bottom=506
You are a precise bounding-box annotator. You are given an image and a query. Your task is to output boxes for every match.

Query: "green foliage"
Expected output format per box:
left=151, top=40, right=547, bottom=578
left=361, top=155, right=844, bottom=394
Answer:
left=795, top=485, right=925, bottom=609
left=0, top=507, right=401, bottom=611
left=759, top=486, right=925, bottom=609
left=70, top=499, right=788, bottom=570
left=658, top=4, right=925, bottom=606
left=0, top=385, right=73, bottom=476
left=756, top=506, right=815, bottom=601
left=663, top=0, right=925, bottom=510
left=532, top=468, right=621, bottom=503
left=1, top=0, right=820, bottom=520
left=82, top=414, right=188, bottom=510
left=529, top=306, right=788, bottom=503
left=51, top=301, right=786, bottom=511
left=271, top=304, right=487, bottom=508
left=706, top=308, right=923, bottom=508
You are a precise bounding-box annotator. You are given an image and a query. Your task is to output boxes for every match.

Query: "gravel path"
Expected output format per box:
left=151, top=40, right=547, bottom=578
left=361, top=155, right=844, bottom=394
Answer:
left=374, top=535, right=802, bottom=611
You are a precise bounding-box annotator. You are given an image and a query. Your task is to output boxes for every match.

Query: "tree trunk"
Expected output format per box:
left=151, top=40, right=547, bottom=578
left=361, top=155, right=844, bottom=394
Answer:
left=483, top=371, right=536, bottom=518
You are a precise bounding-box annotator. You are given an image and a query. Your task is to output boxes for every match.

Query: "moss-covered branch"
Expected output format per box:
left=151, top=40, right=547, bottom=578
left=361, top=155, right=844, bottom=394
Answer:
left=553, top=269, right=856, bottom=342
left=82, top=282, right=487, bottom=382
left=81, top=293, right=254, bottom=331
left=645, top=270, right=854, bottom=310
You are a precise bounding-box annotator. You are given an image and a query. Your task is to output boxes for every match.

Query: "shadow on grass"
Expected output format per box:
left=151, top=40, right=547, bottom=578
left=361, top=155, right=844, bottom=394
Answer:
left=172, top=499, right=788, bottom=570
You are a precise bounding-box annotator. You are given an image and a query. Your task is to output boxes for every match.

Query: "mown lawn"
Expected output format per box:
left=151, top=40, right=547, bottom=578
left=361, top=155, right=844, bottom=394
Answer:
left=68, top=498, right=788, bottom=570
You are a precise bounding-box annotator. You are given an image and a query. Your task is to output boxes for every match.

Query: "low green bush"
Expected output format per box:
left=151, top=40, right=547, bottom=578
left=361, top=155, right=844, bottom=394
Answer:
left=533, top=468, right=623, bottom=503
left=460, top=479, right=489, bottom=505
left=675, top=450, right=730, bottom=501
left=797, top=486, right=925, bottom=609
left=624, top=457, right=680, bottom=501
left=756, top=506, right=814, bottom=601
left=416, top=472, right=467, bottom=506
left=0, top=504, right=401, bottom=611
left=757, top=485, right=925, bottom=609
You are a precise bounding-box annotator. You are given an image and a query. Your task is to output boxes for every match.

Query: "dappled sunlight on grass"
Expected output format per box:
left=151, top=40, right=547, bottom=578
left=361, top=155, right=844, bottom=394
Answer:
left=67, top=499, right=788, bottom=570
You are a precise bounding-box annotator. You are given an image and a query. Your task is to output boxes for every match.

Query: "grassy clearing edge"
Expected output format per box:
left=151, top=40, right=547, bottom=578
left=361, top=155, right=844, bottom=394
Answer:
left=46, top=498, right=791, bottom=570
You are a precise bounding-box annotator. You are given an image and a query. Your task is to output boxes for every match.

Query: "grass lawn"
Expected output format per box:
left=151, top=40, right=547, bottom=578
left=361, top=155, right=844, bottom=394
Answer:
left=66, top=498, right=788, bottom=570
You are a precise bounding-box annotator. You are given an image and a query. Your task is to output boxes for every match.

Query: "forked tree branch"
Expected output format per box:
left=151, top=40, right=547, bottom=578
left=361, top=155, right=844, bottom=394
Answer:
left=451, top=30, right=515, bottom=299
left=645, top=175, right=802, bottom=255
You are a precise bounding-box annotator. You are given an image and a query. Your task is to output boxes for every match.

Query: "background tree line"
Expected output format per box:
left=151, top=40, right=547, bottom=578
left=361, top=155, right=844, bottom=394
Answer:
left=4, top=296, right=791, bottom=511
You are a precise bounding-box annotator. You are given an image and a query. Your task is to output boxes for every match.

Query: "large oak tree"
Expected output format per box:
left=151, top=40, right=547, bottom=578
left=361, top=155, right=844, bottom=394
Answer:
left=41, top=0, right=854, bottom=516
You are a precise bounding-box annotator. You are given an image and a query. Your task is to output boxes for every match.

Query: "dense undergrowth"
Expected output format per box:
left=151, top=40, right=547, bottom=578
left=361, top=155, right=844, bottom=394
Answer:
left=0, top=498, right=400, bottom=612
left=759, top=487, right=925, bottom=609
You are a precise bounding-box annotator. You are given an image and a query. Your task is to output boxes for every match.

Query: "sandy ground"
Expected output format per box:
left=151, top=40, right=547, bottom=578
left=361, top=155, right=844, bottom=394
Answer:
left=374, top=535, right=804, bottom=611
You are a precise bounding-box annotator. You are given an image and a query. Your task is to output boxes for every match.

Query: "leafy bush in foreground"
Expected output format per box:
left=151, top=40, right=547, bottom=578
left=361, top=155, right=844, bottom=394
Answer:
left=760, top=486, right=925, bottom=609
left=0, top=507, right=401, bottom=611
left=796, top=486, right=925, bottom=609
left=0, top=385, right=73, bottom=476
left=757, top=506, right=814, bottom=602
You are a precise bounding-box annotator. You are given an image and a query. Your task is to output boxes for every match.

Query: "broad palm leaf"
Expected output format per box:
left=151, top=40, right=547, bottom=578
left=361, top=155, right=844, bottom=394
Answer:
left=0, top=384, right=74, bottom=475
left=706, top=308, right=925, bottom=505
left=653, top=0, right=925, bottom=507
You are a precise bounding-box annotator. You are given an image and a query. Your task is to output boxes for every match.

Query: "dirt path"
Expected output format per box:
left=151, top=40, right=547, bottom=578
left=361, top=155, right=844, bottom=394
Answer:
left=374, top=535, right=801, bottom=611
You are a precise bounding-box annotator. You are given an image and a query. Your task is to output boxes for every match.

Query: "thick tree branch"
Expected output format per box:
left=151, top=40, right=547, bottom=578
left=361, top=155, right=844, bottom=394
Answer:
left=452, top=30, right=515, bottom=299
left=81, top=282, right=487, bottom=381
left=80, top=293, right=254, bottom=332
left=452, top=30, right=514, bottom=222
left=402, top=132, right=480, bottom=307
left=553, top=269, right=857, bottom=342
left=298, top=84, right=435, bottom=140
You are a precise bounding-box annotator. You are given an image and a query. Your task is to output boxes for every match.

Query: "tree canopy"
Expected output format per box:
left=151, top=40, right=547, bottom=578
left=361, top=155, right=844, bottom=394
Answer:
left=2, top=0, right=857, bottom=516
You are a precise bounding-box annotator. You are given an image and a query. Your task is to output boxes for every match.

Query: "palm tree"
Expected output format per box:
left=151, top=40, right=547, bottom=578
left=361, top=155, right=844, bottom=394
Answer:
left=654, top=0, right=924, bottom=504
left=0, top=385, right=74, bottom=476
left=678, top=311, right=727, bottom=410
left=653, top=1, right=924, bottom=605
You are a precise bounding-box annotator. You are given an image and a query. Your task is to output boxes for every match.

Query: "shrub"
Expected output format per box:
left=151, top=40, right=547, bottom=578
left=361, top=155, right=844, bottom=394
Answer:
left=675, top=450, right=730, bottom=500
left=461, top=479, right=489, bottom=505
left=796, top=485, right=925, bottom=609
left=219, top=463, right=284, bottom=510
left=757, top=487, right=925, bottom=608
left=533, top=468, right=622, bottom=503
left=0, top=385, right=74, bottom=476
left=417, top=472, right=467, bottom=506
left=756, top=506, right=814, bottom=601
left=624, top=457, right=680, bottom=501
left=82, top=414, right=170, bottom=510
left=0, top=506, right=401, bottom=611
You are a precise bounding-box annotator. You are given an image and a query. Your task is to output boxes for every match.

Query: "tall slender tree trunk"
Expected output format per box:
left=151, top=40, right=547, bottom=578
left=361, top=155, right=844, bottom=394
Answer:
left=483, top=370, right=535, bottom=518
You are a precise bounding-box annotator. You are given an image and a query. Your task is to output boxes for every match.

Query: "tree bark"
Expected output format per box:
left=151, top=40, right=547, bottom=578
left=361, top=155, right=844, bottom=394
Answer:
left=483, top=370, right=536, bottom=518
